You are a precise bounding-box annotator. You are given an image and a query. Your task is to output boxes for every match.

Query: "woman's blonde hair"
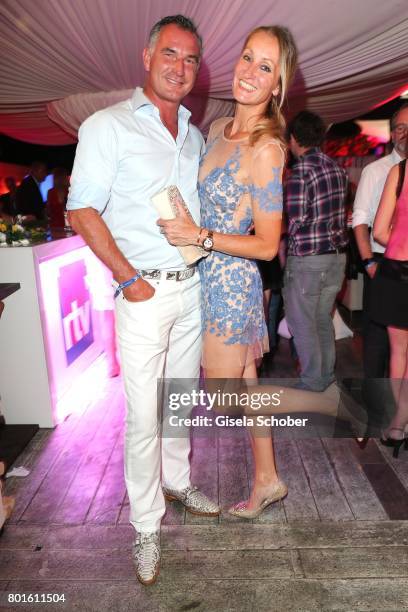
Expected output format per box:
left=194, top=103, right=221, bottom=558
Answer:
left=242, top=26, right=298, bottom=146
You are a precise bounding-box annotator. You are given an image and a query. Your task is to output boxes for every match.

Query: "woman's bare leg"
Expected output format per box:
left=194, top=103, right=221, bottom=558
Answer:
left=263, top=289, right=271, bottom=321
left=243, top=361, right=281, bottom=510
left=241, top=380, right=367, bottom=440
left=385, top=327, right=408, bottom=433
left=203, top=364, right=367, bottom=510
left=204, top=360, right=281, bottom=511
left=389, top=327, right=408, bottom=380
left=204, top=366, right=365, bottom=430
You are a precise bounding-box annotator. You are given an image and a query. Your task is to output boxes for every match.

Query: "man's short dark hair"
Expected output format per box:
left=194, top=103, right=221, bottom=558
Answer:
left=287, top=110, right=326, bottom=148
left=148, top=15, right=202, bottom=56
left=390, top=101, right=408, bottom=130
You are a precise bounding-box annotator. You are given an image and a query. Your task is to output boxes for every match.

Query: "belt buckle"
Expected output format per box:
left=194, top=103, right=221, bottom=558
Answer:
left=142, top=269, right=161, bottom=279
left=176, top=268, right=194, bottom=281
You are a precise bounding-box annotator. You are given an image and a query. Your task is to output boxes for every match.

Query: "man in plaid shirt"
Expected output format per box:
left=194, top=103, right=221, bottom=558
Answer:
left=283, top=111, right=348, bottom=391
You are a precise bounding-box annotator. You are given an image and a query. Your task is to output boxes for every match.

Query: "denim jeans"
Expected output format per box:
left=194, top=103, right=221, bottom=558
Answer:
left=283, top=253, right=346, bottom=391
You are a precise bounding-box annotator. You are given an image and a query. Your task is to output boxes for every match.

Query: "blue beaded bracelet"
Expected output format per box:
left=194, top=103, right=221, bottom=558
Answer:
left=114, top=272, right=141, bottom=299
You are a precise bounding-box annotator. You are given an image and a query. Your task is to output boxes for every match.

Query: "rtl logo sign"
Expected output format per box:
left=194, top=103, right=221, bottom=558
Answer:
left=58, top=260, right=94, bottom=365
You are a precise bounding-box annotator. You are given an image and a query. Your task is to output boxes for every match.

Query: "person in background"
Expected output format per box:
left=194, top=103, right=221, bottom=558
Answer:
left=352, top=103, right=408, bottom=439
left=283, top=110, right=348, bottom=391
left=46, top=167, right=69, bottom=229
left=257, top=234, right=286, bottom=371
left=0, top=177, right=18, bottom=219
left=15, top=161, right=47, bottom=221
left=353, top=103, right=408, bottom=379
left=370, top=139, right=408, bottom=456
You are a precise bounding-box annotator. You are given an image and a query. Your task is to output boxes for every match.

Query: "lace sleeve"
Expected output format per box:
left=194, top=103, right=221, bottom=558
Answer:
left=249, top=142, right=284, bottom=215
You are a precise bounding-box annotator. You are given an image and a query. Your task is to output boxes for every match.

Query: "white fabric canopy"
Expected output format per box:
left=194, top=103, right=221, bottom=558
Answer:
left=46, top=91, right=235, bottom=140
left=0, top=0, right=407, bottom=144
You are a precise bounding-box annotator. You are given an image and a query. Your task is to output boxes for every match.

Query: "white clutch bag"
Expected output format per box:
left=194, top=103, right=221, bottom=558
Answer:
left=151, top=185, right=208, bottom=265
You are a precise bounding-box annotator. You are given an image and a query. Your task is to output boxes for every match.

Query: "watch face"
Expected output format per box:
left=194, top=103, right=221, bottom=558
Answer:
left=203, top=236, right=213, bottom=251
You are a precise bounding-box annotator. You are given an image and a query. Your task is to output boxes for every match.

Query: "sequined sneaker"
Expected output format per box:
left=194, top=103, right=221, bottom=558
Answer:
left=163, top=485, right=220, bottom=516
left=132, top=531, right=160, bottom=586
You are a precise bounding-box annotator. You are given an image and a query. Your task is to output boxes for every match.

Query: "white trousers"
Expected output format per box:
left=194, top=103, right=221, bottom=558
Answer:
left=114, top=272, right=201, bottom=533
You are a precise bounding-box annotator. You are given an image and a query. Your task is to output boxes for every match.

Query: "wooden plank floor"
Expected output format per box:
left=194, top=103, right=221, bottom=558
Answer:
left=2, top=332, right=408, bottom=610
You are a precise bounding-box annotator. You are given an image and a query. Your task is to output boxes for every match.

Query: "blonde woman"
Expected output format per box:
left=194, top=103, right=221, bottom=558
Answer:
left=159, top=26, right=298, bottom=517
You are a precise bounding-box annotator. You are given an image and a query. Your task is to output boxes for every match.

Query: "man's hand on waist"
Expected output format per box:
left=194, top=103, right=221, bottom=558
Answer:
left=122, top=276, right=155, bottom=302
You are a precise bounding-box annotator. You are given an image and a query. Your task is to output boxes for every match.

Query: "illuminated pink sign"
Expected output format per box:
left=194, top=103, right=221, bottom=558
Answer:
left=58, top=259, right=94, bottom=365
left=34, top=237, right=113, bottom=424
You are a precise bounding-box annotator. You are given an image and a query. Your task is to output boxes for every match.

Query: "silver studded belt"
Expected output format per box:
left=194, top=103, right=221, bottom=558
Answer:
left=140, top=266, right=196, bottom=281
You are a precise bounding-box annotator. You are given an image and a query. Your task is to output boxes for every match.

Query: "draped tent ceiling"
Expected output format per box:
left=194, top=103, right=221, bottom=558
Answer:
left=0, top=0, right=407, bottom=145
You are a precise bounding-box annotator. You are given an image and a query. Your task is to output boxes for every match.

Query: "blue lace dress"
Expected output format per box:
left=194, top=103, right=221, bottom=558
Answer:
left=199, top=118, right=284, bottom=371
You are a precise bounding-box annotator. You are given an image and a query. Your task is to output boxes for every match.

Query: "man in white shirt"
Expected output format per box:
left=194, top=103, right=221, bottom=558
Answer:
left=353, top=103, right=408, bottom=379
left=67, top=15, right=220, bottom=586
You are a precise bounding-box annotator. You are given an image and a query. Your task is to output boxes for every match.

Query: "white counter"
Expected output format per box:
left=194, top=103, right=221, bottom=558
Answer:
left=0, top=236, right=111, bottom=427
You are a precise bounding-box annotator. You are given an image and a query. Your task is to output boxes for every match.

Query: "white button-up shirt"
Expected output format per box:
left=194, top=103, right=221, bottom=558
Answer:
left=352, top=148, right=402, bottom=254
left=67, top=87, right=204, bottom=270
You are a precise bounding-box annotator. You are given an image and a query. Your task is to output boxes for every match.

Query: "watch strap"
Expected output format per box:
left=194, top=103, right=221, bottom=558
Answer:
left=202, top=229, right=214, bottom=252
